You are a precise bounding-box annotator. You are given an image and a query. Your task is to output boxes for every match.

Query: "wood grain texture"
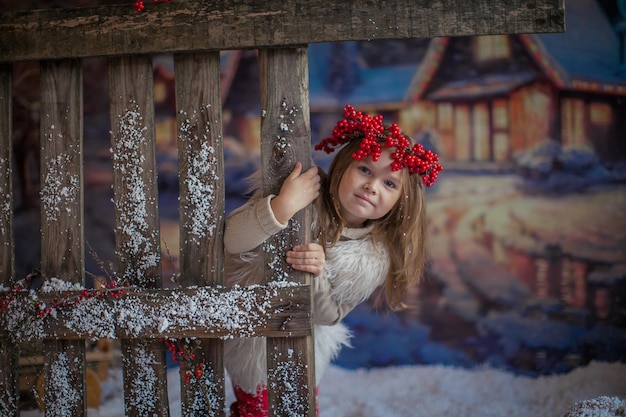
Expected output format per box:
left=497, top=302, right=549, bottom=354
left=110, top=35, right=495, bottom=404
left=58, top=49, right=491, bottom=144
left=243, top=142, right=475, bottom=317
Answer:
left=175, top=51, right=225, bottom=287
left=175, top=51, right=226, bottom=417
left=260, top=47, right=316, bottom=417
left=108, top=55, right=161, bottom=287
left=3, top=286, right=311, bottom=339
left=0, top=340, right=18, bottom=417
left=0, top=66, right=16, bottom=417
left=0, top=65, right=12, bottom=284
left=0, top=0, right=565, bottom=62
left=39, top=59, right=87, bottom=417
left=108, top=56, right=170, bottom=417
left=40, top=60, right=84, bottom=281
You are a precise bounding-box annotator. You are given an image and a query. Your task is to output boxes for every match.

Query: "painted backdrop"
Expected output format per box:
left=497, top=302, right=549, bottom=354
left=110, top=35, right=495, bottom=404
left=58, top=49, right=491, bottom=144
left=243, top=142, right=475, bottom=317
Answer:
left=10, top=0, right=626, bottom=378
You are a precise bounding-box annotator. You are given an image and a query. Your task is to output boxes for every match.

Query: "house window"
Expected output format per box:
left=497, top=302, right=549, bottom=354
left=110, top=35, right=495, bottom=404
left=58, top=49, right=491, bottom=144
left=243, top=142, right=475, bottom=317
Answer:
left=437, top=103, right=454, bottom=130
left=472, top=103, right=490, bottom=161
left=492, top=100, right=509, bottom=129
left=589, top=102, right=612, bottom=126
left=492, top=99, right=510, bottom=161
left=562, top=98, right=587, bottom=147
left=536, top=258, right=549, bottom=298
left=493, top=132, right=510, bottom=161
left=474, top=35, right=511, bottom=62
left=454, top=105, right=472, bottom=161
left=561, top=257, right=574, bottom=304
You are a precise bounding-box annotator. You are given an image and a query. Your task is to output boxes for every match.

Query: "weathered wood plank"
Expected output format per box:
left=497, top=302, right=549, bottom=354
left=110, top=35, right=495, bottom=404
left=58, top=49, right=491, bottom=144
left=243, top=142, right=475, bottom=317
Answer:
left=0, top=61, right=18, bottom=417
left=175, top=51, right=225, bottom=289
left=0, top=0, right=565, bottom=62
left=0, top=343, right=18, bottom=417
left=260, top=47, right=316, bottom=417
left=175, top=51, right=226, bottom=416
left=40, top=60, right=84, bottom=281
left=39, top=59, right=87, bottom=417
left=0, top=65, right=12, bottom=287
left=109, top=55, right=162, bottom=287
left=1, top=285, right=311, bottom=340
left=108, top=55, right=170, bottom=417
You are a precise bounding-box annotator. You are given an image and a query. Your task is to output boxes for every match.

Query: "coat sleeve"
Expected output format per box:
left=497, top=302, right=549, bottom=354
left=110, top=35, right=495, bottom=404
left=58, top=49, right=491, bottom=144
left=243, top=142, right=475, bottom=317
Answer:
left=312, top=274, right=360, bottom=325
left=312, top=239, right=388, bottom=325
left=224, top=194, right=288, bottom=254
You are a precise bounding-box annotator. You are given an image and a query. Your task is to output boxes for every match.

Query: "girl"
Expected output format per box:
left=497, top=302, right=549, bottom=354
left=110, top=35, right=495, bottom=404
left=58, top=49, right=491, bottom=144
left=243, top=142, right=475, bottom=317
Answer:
left=223, top=105, right=442, bottom=417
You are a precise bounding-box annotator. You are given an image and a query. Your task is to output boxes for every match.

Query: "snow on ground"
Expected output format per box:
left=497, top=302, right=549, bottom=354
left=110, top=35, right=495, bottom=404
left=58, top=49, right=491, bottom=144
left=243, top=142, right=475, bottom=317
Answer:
left=20, top=361, right=626, bottom=417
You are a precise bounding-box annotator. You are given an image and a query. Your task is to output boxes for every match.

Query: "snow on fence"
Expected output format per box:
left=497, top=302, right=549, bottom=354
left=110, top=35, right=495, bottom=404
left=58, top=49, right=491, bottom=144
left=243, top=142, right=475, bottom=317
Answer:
left=0, top=1, right=564, bottom=416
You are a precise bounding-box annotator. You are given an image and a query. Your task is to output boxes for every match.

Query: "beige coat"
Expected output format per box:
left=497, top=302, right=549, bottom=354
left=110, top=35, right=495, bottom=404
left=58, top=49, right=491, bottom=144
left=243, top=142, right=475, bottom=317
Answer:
left=223, top=192, right=389, bottom=393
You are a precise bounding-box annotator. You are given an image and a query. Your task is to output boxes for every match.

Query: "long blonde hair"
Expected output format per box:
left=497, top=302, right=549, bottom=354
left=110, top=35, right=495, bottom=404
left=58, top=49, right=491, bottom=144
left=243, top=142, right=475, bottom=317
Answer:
left=314, top=137, right=427, bottom=310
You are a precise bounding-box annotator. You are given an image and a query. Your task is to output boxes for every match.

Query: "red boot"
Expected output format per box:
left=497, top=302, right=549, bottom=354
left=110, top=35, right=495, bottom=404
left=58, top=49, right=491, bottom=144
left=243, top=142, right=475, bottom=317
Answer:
left=230, top=384, right=268, bottom=417
left=230, top=384, right=320, bottom=417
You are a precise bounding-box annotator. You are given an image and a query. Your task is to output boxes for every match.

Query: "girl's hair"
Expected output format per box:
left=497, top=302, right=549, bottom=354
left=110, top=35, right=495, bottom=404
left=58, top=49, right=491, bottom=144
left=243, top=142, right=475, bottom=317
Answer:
left=315, top=135, right=427, bottom=310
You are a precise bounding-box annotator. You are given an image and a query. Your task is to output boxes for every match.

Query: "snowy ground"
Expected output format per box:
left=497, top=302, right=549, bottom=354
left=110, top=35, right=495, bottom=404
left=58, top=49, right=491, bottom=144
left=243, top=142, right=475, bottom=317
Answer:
left=20, top=361, right=626, bottom=417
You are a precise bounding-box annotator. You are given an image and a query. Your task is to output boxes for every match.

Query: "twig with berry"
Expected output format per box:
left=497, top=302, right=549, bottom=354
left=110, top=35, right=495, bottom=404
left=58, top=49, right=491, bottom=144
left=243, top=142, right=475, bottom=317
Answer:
left=0, top=273, right=129, bottom=326
left=164, top=337, right=206, bottom=383
left=133, top=0, right=173, bottom=13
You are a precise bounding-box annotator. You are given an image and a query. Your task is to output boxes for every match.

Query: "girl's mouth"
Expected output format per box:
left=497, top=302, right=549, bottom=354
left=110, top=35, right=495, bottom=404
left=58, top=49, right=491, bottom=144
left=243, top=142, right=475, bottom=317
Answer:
left=355, top=194, right=374, bottom=206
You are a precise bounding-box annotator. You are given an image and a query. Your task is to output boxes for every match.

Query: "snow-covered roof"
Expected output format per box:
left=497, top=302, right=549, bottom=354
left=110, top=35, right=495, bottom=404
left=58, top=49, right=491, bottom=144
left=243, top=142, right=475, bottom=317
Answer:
left=526, top=0, right=626, bottom=92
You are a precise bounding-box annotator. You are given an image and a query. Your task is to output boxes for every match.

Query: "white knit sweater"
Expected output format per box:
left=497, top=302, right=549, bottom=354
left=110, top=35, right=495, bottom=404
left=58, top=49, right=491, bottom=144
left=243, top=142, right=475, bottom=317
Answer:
left=223, top=193, right=389, bottom=393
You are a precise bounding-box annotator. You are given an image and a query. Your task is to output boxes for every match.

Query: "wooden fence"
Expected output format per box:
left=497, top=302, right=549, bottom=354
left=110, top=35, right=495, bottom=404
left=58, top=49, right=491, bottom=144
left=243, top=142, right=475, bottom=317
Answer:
left=0, top=1, right=564, bottom=416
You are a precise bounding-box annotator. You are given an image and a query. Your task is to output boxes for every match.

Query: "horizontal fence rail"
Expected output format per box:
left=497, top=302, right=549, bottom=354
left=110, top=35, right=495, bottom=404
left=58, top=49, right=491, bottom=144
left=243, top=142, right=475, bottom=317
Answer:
left=1, top=284, right=312, bottom=341
left=0, top=0, right=565, bottom=62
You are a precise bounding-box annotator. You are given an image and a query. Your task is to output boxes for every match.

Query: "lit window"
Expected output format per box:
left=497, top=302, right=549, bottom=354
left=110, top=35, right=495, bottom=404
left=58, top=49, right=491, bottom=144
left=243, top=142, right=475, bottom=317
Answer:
left=492, top=100, right=509, bottom=129
left=589, top=102, right=612, bottom=126
left=474, top=35, right=511, bottom=62
left=437, top=103, right=453, bottom=130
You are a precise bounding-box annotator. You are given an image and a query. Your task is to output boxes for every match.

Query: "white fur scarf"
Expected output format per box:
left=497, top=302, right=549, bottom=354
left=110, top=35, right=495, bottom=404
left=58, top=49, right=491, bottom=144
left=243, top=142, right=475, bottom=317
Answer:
left=324, top=236, right=389, bottom=306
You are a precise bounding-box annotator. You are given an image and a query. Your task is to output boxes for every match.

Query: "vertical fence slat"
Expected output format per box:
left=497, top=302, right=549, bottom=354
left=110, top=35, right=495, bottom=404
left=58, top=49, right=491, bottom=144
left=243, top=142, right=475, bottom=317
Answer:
left=0, top=63, right=19, bottom=417
left=40, top=59, right=87, bottom=417
left=174, top=51, right=226, bottom=416
left=108, top=55, right=170, bottom=417
left=259, top=47, right=316, bottom=417
left=0, top=64, right=13, bottom=289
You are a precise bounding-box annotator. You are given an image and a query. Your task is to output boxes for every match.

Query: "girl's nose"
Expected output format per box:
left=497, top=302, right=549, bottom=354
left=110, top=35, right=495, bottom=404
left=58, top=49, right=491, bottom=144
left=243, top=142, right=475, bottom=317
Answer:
left=363, top=182, right=376, bottom=194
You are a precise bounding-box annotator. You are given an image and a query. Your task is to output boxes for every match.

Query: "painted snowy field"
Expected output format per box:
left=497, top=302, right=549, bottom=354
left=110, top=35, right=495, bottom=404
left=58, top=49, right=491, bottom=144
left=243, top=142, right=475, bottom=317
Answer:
left=20, top=361, right=626, bottom=417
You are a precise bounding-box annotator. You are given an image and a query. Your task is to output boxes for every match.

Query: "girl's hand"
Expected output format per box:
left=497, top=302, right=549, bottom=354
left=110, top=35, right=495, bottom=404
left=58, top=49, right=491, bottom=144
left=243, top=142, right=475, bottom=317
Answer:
left=270, top=162, right=320, bottom=224
left=286, top=243, right=325, bottom=276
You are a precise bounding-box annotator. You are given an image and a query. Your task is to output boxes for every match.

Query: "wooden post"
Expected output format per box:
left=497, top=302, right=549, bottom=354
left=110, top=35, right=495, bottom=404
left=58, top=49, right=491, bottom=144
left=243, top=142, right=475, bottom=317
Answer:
left=175, top=51, right=226, bottom=416
left=39, top=59, right=87, bottom=417
left=108, top=55, right=170, bottom=417
left=0, top=64, right=12, bottom=292
left=259, top=47, right=316, bottom=417
left=0, top=63, right=19, bottom=417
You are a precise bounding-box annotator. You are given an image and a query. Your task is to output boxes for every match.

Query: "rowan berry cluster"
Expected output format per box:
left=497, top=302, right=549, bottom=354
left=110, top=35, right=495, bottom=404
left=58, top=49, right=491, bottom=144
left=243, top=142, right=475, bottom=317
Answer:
left=134, top=0, right=172, bottom=13
left=315, top=104, right=443, bottom=186
left=1, top=274, right=129, bottom=320
left=164, top=338, right=205, bottom=383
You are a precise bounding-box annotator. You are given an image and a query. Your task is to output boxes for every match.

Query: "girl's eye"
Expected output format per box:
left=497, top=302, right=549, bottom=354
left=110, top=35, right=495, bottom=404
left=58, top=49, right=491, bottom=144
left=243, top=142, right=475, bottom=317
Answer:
left=358, top=166, right=370, bottom=174
left=384, top=180, right=396, bottom=189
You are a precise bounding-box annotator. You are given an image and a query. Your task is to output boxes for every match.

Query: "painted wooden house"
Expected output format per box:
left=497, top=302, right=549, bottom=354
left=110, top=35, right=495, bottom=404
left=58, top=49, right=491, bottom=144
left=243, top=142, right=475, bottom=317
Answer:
left=310, top=0, right=626, bottom=167
left=151, top=0, right=626, bottom=167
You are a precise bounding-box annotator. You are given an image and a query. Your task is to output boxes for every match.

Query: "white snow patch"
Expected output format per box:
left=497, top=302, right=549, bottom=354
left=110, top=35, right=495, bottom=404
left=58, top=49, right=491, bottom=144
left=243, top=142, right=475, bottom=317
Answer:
left=179, top=108, right=221, bottom=244
left=112, top=100, right=159, bottom=283
left=17, top=361, right=626, bottom=417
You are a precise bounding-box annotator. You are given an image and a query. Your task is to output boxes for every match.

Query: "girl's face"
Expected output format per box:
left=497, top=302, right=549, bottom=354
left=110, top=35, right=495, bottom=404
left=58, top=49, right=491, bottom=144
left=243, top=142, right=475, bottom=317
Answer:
left=337, top=148, right=403, bottom=227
